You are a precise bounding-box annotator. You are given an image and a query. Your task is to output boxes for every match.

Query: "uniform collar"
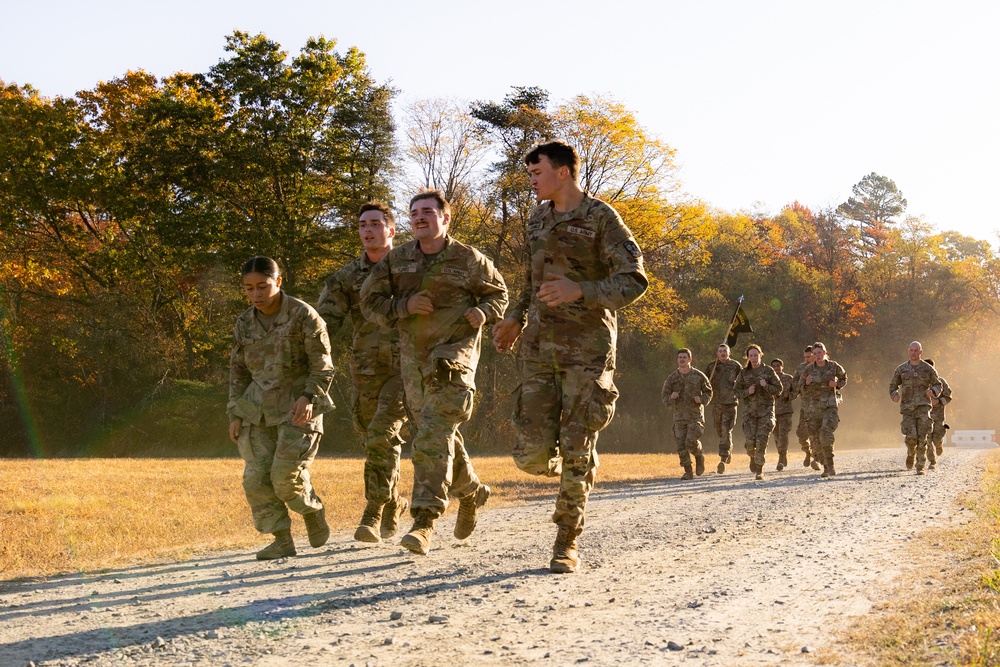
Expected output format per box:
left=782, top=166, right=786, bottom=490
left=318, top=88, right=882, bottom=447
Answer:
left=547, top=193, right=595, bottom=222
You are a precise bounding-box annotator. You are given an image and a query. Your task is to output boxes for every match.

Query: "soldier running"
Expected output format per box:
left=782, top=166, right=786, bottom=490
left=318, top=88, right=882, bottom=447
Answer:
left=361, top=189, right=507, bottom=554
left=492, top=140, right=647, bottom=573
left=662, top=348, right=713, bottom=480
left=317, top=202, right=409, bottom=544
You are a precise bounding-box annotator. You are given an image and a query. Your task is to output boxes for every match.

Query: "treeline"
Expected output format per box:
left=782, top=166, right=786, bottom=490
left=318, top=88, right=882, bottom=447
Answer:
left=1, top=32, right=998, bottom=457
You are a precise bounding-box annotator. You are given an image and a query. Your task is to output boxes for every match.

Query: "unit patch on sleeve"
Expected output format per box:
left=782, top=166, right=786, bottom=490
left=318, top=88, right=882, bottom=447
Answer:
left=623, top=240, right=642, bottom=258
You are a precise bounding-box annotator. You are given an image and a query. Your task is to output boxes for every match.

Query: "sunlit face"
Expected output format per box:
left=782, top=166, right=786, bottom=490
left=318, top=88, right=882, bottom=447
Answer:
left=813, top=346, right=827, bottom=363
left=358, top=209, right=394, bottom=252
left=747, top=348, right=761, bottom=366
left=804, top=350, right=814, bottom=364
left=771, top=361, right=783, bottom=374
left=243, top=272, right=282, bottom=314
left=908, top=342, right=922, bottom=362
left=409, top=197, right=449, bottom=243
left=717, top=346, right=730, bottom=361
left=677, top=352, right=691, bottom=370
left=527, top=155, right=564, bottom=202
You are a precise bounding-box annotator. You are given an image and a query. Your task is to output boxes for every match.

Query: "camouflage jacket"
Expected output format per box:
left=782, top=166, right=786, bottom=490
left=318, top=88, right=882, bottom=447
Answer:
left=360, top=236, right=508, bottom=390
left=662, top=368, right=713, bottom=421
left=317, top=253, right=399, bottom=377
left=788, top=361, right=809, bottom=412
left=931, top=376, right=952, bottom=421
left=704, top=358, right=743, bottom=406
left=889, top=360, right=941, bottom=414
left=775, top=371, right=796, bottom=415
left=801, top=360, right=848, bottom=411
left=228, top=293, right=335, bottom=431
left=507, top=194, right=647, bottom=369
left=735, top=363, right=783, bottom=417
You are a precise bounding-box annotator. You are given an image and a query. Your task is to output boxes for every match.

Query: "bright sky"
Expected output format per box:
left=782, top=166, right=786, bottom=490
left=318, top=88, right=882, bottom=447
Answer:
left=3, top=0, right=998, bottom=243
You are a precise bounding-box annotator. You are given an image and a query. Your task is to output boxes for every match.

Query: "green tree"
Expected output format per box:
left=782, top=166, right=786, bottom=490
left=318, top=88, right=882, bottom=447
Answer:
left=837, top=172, right=906, bottom=255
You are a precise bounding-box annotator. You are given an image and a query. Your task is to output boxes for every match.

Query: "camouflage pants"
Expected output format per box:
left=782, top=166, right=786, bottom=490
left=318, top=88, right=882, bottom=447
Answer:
left=512, top=361, right=618, bottom=534
left=742, top=411, right=775, bottom=467
left=404, top=369, right=481, bottom=518
left=351, top=372, right=407, bottom=505
left=806, top=406, right=839, bottom=466
left=931, top=419, right=947, bottom=453
left=900, top=409, right=933, bottom=468
left=237, top=422, right=324, bottom=534
left=672, top=418, right=705, bottom=469
left=795, top=406, right=812, bottom=453
left=772, top=412, right=793, bottom=455
left=711, top=403, right=738, bottom=458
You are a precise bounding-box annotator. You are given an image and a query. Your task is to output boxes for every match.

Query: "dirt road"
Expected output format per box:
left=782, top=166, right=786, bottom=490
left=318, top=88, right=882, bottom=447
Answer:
left=0, top=447, right=989, bottom=666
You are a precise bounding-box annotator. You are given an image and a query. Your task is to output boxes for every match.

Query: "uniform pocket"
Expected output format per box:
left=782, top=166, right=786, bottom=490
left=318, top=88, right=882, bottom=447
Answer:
left=510, top=383, right=524, bottom=429
left=585, top=376, right=620, bottom=432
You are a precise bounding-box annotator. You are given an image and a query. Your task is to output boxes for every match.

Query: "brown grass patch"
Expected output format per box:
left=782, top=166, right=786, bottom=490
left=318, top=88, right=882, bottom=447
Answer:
left=0, top=452, right=688, bottom=582
left=839, top=449, right=1000, bottom=666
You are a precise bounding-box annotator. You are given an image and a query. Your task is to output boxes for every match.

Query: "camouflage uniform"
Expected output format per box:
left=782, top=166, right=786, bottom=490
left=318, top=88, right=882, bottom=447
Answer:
left=507, top=194, right=647, bottom=537
left=888, top=360, right=941, bottom=470
left=772, top=371, right=796, bottom=463
left=929, top=376, right=952, bottom=460
left=734, top=363, right=782, bottom=469
left=229, top=293, right=335, bottom=535
left=317, top=254, right=406, bottom=508
left=361, top=236, right=507, bottom=517
left=704, top=358, right=743, bottom=459
left=662, top=367, right=713, bottom=470
left=791, top=361, right=814, bottom=459
left=801, top=359, right=848, bottom=470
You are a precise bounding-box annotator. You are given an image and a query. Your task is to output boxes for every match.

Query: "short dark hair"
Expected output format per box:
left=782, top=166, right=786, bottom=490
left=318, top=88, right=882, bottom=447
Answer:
left=524, top=140, right=580, bottom=180
left=241, top=256, right=280, bottom=280
left=677, top=348, right=692, bottom=357
left=409, top=188, right=451, bottom=216
left=358, top=201, right=395, bottom=229
left=771, top=358, right=783, bottom=367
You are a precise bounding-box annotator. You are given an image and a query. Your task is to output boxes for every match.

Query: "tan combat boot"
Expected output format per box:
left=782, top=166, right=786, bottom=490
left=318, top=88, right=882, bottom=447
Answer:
left=354, top=501, right=383, bottom=543
left=304, top=506, right=330, bottom=548
left=380, top=496, right=409, bottom=540
left=905, top=453, right=915, bottom=470
left=777, top=452, right=787, bottom=471
left=695, top=455, right=705, bottom=476
left=455, top=485, right=490, bottom=539
left=717, top=458, right=727, bottom=474
left=681, top=465, right=694, bottom=481
left=256, top=528, right=296, bottom=560
left=400, top=510, right=435, bottom=555
left=550, top=525, right=580, bottom=574
left=803, top=451, right=812, bottom=467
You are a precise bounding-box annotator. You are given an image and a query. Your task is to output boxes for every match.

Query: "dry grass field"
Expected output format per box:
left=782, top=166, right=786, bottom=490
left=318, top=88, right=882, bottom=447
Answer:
left=843, top=450, right=1000, bottom=666
left=0, top=453, right=685, bottom=582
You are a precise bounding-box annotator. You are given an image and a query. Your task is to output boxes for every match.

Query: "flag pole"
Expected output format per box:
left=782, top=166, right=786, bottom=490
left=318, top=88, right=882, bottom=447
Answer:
left=709, top=295, right=744, bottom=383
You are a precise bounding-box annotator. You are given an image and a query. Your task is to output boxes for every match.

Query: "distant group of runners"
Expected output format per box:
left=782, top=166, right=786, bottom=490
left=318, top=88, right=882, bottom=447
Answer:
left=662, top=340, right=952, bottom=480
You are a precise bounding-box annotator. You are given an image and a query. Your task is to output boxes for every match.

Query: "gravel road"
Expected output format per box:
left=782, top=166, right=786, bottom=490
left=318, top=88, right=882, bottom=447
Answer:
left=0, top=446, right=990, bottom=667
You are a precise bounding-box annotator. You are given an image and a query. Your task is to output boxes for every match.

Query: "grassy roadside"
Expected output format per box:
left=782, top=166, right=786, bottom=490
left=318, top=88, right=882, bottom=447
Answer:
left=837, top=449, right=1000, bottom=666
left=0, top=453, right=686, bottom=582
